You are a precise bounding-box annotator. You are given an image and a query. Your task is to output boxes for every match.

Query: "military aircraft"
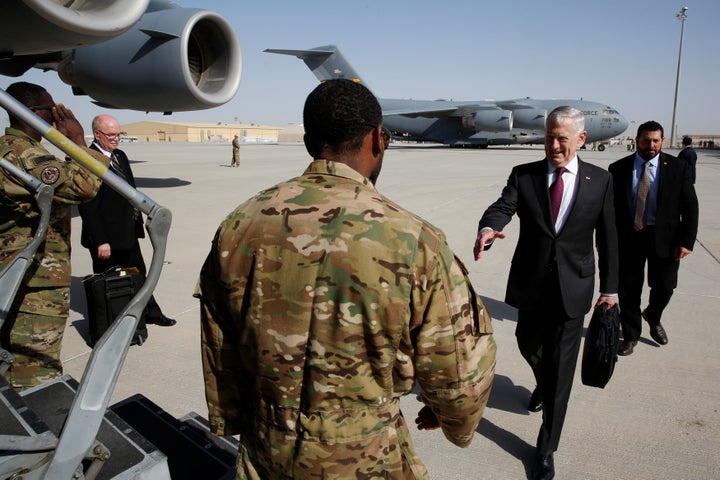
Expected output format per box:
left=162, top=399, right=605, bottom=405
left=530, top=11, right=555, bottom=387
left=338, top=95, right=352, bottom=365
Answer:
left=265, top=45, right=628, bottom=149
left=1, top=0, right=241, bottom=113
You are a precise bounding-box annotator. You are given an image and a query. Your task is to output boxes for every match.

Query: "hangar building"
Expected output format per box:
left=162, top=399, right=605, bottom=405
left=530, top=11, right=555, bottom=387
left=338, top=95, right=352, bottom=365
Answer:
left=119, top=121, right=283, bottom=143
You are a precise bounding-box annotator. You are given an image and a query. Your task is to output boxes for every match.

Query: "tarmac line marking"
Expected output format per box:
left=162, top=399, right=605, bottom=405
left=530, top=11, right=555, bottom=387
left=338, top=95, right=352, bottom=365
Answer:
left=695, top=238, right=720, bottom=265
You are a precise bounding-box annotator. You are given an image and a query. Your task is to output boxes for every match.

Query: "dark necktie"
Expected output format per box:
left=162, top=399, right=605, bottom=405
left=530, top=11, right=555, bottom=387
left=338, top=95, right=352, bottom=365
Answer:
left=634, top=161, right=651, bottom=231
left=110, top=152, right=127, bottom=180
left=110, top=152, right=140, bottom=221
left=549, top=167, right=566, bottom=223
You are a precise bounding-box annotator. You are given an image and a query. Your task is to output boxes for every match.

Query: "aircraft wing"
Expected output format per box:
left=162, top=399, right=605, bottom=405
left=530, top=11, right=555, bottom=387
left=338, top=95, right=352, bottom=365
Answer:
left=1, top=0, right=241, bottom=113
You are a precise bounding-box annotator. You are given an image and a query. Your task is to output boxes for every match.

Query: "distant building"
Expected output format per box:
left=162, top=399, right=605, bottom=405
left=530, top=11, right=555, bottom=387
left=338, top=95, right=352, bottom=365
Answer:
left=120, top=121, right=283, bottom=143
left=277, top=124, right=305, bottom=143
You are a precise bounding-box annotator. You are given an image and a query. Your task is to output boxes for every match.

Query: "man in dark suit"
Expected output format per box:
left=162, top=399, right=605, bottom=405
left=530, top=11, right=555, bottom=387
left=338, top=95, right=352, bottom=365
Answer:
left=677, top=135, right=697, bottom=184
left=473, top=106, right=618, bottom=480
left=79, top=114, right=176, bottom=327
left=609, top=121, right=698, bottom=356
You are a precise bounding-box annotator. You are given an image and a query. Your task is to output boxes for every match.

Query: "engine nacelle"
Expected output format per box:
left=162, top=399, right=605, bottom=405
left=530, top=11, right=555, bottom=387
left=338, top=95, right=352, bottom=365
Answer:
left=462, top=109, right=513, bottom=132
left=512, top=109, right=547, bottom=130
left=1, top=0, right=149, bottom=56
left=58, top=7, right=241, bottom=112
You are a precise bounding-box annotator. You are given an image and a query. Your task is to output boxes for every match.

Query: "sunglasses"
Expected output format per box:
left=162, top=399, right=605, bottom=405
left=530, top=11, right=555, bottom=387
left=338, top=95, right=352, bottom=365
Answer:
left=366, top=123, right=391, bottom=149
left=380, top=129, right=391, bottom=149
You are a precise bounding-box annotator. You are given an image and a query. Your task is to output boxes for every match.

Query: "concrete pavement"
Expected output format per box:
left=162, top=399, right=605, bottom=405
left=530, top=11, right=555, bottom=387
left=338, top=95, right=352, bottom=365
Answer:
left=58, top=142, right=720, bottom=479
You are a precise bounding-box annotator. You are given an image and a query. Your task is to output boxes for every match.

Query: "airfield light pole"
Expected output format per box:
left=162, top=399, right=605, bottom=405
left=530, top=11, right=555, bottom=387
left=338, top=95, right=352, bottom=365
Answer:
left=670, top=6, right=688, bottom=149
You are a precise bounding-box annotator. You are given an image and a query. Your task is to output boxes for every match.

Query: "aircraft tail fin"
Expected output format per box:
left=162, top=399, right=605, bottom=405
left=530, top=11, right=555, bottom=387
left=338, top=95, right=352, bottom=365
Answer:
left=264, top=45, right=370, bottom=90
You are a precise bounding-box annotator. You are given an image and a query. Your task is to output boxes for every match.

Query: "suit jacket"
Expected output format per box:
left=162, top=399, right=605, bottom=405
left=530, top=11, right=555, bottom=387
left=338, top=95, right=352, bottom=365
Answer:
left=479, top=158, right=618, bottom=318
left=609, top=151, right=698, bottom=258
left=677, top=146, right=697, bottom=184
left=79, top=145, right=144, bottom=250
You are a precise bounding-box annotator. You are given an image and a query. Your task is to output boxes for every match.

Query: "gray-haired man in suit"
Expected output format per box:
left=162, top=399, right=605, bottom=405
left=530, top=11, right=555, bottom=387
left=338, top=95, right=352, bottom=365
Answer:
left=473, top=106, right=618, bottom=480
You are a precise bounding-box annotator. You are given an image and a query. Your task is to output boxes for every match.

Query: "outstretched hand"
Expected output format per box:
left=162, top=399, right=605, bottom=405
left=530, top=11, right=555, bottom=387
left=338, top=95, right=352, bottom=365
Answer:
left=473, top=229, right=506, bottom=260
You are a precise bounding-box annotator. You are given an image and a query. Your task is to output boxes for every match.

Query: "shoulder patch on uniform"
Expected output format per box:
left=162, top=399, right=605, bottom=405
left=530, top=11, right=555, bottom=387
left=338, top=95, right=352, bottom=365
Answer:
left=22, top=154, right=55, bottom=169
left=40, top=166, right=61, bottom=185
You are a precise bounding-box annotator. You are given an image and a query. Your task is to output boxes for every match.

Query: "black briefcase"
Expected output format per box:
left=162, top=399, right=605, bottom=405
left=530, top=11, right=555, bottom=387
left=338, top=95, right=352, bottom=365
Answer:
left=83, top=266, right=149, bottom=347
left=581, top=303, right=621, bottom=388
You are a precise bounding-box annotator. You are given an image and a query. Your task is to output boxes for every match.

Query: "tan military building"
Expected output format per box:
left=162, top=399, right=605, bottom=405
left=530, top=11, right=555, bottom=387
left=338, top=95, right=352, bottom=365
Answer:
left=119, top=121, right=284, bottom=143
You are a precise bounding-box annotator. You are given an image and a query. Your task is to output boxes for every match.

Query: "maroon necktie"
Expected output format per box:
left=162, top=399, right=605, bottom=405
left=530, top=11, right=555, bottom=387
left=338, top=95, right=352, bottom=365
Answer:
left=549, top=167, right=566, bottom=223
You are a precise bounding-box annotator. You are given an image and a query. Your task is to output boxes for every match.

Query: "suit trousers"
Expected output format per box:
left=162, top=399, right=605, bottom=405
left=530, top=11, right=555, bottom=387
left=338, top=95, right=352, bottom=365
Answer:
left=88, top=240, right=164, bottom=320
left=618, top=226, right=679, bottom=342
left=516, top=267, right=584, bottom=455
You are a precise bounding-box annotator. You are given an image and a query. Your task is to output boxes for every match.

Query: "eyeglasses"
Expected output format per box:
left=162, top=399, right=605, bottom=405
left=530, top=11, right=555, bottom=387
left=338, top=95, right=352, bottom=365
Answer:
left=29, top=105, right=54, bottom=111
left=97, top=130, right=121, bottom=140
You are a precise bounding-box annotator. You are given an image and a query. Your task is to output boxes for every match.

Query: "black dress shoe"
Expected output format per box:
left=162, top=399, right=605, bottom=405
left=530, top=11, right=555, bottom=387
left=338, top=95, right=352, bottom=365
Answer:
left=147, top=315, right=176, bottom=327
left=649, top=324, right=668, bottom=345
left=642, top=310, right=669, bottom=345
left=532, top=453, right=555, bottom=480
left=528, top=387, right=543, bottom=412
left=618, top=339, right=637, bottom=356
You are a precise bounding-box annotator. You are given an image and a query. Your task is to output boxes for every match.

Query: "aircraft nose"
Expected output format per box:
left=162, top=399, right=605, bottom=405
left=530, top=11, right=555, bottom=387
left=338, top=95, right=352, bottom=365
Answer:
left=615, top=114, right=629, bottom=136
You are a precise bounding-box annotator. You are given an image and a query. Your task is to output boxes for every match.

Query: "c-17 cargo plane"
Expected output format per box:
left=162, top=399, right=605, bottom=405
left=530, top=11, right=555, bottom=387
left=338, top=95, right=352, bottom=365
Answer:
left=1, top=0, right=241, bottom=113
left=265, top=45, right=628, bottom=150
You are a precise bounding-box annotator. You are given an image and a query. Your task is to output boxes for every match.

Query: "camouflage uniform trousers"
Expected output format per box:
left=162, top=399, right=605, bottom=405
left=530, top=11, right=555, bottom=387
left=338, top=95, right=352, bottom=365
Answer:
left=1, top=286, right=68, bottom=391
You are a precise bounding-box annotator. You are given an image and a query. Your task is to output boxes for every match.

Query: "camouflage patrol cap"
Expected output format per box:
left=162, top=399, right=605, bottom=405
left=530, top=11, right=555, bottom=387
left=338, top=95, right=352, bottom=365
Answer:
left=303, top=79, right=381, bottom=156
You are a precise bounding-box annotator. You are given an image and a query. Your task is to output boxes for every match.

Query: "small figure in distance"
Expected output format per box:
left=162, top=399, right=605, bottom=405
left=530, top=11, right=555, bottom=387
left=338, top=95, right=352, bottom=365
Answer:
left=677, top=135, right=697, bottom=184
left=230, top=134, right=240, bottom=167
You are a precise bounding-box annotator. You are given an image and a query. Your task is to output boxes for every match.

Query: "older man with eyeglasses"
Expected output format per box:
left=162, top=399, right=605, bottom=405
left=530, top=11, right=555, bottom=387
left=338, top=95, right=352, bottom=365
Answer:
left=0, top=81, right=109, bottom=391
left=78, top=114, right=176, bottom=330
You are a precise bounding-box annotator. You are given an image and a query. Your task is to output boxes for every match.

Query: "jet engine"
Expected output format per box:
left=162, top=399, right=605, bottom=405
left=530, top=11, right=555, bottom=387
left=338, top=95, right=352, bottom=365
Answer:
left=1, top=0, right=241, bottom=113
left=58, top=7, right=241, bottom=112
left=462, top=109, right=513, bottom=132
left=512, top=109, right=547, bottom=130
left=1, top=0, right=149, bottom=56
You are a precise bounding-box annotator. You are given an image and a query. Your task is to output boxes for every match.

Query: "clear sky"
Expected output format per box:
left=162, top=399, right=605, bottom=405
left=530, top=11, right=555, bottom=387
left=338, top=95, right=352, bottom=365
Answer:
left=2, top=0, right=718, bottom=137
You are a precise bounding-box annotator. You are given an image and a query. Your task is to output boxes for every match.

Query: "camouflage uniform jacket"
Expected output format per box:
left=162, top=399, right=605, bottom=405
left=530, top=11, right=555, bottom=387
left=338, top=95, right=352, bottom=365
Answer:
left=196, top=160, right=496, bottom=479
left=0, top=128, right=106, bottom=315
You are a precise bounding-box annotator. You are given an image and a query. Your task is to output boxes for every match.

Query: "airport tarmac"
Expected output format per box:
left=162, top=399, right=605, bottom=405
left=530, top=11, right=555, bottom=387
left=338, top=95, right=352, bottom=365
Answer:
left=58, top=141, right=720, bottom=479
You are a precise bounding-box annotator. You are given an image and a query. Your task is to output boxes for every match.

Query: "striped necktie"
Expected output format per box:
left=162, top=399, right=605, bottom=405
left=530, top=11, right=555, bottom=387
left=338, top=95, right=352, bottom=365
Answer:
left=110, top=152, right=127, bottom=180
left=634, top=161, right=651, bottom=231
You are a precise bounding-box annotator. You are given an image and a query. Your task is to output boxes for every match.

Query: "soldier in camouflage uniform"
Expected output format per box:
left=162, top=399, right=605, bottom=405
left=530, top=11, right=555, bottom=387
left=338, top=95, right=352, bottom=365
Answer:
left=0, top=82, right=109, bottom=391
left=195, top=79, right=496, bottom=479
left=231, top=134, right=240, bottom=167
